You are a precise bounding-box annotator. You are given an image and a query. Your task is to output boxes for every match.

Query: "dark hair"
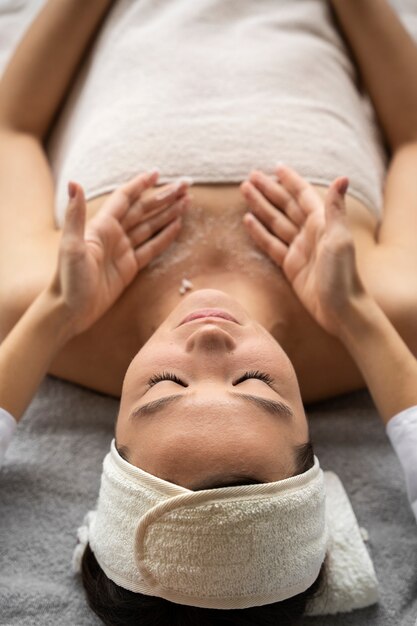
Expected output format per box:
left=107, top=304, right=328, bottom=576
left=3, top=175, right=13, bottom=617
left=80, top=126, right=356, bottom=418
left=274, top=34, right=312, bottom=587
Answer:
left=81, top=440, right=325, bottom=626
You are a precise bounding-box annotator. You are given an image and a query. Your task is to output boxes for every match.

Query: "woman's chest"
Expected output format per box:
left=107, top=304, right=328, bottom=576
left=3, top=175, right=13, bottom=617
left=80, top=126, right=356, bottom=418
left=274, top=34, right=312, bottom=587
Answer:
left=144, top=185, right=276, bottom=280
left=81, top=184, right=373, bottom=401
left=112, top=184, right=291, bottom=340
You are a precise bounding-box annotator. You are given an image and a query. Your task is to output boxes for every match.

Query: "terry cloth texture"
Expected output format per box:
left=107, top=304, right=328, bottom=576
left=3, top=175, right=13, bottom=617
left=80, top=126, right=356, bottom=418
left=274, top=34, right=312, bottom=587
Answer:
left=0, top=408, right=16, bottom=467
left=88, top=450, right=328, bottom=608
left=1, top=1, right=417, bottom=625
left=48, top=0, right=391, bottom=225
left=1, top=378, right=416, bottom=626
left=386, top=406, right=417, bottom=522
left=77, top=444, right=377, bottom=612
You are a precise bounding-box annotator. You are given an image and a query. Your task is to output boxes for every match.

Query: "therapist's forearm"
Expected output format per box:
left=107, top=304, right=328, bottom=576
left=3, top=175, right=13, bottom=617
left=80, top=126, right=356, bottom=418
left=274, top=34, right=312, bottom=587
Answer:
left=336, top=294, right=417, bottom=425
left=0, top=0, right=114, bottom=139
left=330, top=0, right=417, bottom=149
left=0, top=289, right=75, bottom=421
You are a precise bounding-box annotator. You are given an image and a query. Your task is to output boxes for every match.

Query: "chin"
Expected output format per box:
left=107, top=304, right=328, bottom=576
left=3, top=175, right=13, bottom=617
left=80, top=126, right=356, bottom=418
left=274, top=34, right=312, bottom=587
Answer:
left=183, top=288, right=236, bottom=304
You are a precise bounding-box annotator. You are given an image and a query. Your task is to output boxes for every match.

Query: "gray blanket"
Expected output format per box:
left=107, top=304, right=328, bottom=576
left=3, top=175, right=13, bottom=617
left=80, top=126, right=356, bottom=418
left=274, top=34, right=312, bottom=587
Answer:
left=1, top=1, right=417, bottom=625
left=0, top=377, right=416, bottom=626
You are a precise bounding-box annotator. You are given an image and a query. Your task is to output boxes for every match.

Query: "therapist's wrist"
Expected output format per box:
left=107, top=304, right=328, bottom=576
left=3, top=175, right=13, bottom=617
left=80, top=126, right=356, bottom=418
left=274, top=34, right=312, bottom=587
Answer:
left=33, top=286, right=80, bottom=347
left=332, top=292, right=382, bottom=346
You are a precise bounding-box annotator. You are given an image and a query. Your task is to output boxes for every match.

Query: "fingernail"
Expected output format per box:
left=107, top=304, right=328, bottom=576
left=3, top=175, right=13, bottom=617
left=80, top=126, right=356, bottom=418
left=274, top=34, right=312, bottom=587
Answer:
left=156, top=186, right=178, bottom=201
left=176, top=176, right=194, bottom=186
left=148, top=167, right=160, bottom=176
left=275, top=162, right=286, bottom=178
left=338, top=178, right=349, bottom=196
left=68, top=181, right=77, bottom=199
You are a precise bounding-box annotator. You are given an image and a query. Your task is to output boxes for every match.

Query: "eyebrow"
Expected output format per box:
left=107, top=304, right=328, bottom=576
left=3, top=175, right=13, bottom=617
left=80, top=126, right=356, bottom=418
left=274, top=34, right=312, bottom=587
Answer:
left=130, top=395, right=183, bottom=418
left=233, top=393, right=294, bottom=417
left=129, top=392, right=294, bottom=420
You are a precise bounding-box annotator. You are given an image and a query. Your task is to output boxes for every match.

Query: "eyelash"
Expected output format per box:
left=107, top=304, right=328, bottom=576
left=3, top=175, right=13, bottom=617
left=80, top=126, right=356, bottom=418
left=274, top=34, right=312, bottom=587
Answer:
left=147, top=370, right=275, bottom=388
left=235, top=370, right=274, bottom=386
left=148, top=371, right=187, bottom=387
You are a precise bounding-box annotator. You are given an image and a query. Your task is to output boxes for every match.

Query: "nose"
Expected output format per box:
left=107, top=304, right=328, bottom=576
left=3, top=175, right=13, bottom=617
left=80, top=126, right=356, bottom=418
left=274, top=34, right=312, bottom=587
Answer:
left=185, top=323, right=237, bottom=353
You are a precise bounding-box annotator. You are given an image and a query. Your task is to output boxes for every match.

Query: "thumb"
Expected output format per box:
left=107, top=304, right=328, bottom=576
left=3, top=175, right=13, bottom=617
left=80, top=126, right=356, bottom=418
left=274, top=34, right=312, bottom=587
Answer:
left=324, top=176, right=349, bottom=232
left=62, top=181, right=87, bottom=242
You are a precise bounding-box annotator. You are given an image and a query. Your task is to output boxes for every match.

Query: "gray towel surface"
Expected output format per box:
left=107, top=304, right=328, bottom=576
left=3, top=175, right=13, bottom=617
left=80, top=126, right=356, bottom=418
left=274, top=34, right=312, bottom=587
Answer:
left=0, top=376, right=416, bottom=626
left=1, top=1, right=417, bottom=625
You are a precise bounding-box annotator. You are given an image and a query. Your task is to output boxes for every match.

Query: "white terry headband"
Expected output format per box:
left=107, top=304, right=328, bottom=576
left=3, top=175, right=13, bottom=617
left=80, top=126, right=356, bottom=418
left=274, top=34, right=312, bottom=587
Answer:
left=74, top=440, right=379, bottom=614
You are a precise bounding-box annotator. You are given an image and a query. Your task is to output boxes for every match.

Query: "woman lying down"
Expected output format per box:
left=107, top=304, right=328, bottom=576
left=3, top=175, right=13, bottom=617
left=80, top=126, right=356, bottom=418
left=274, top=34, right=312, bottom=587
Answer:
left=0, top=0, right=416, bottom=624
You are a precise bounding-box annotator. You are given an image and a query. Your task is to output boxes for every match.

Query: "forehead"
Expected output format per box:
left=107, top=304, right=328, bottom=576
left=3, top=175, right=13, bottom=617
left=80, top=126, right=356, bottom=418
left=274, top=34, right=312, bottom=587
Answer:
left=116, top=394, right=304, bottom=485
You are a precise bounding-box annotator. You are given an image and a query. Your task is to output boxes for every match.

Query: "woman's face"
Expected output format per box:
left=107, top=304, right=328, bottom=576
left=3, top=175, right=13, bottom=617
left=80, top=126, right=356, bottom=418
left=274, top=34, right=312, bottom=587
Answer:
left=116, top=290, right=309, bottom=489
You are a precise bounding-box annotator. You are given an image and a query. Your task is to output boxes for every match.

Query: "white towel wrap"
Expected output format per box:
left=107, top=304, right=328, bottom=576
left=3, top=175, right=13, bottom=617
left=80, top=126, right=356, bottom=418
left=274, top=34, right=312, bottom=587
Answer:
left=49, top=0, right=387, bottom=226
left=73, top=440, right=378, bottom=614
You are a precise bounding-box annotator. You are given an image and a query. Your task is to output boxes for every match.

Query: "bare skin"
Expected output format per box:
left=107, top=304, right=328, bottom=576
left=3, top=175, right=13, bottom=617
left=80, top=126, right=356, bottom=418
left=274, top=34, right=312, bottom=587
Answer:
left=115, top=288, right=309, bottom=488
left=0, top=170, right=184, bottom=421
left=53, top=182, right=377, bottom=403
left=1, top=0, right=417, bottom=405
left=115, top=171, right=417, bottom=487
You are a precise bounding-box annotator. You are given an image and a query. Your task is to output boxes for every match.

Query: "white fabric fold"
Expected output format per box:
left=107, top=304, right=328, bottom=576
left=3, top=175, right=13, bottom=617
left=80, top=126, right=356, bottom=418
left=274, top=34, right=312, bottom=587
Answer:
left=0, top=407, right=17, bottom=467
left=306, top=472, right=379, bottom=615
left=49, top=0, right=387, bottom=225
left=74, top=440, right=378, bottom=614
left=386, top=406, right=417, bottom=523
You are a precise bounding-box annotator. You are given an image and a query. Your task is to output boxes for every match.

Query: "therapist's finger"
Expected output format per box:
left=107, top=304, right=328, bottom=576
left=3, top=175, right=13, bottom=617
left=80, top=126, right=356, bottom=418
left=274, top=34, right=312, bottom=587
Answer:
left=101, top=170, right=161, bottom=221
left=241, top=181, right=299, bottom=245
left=243, top=212, right=288, bottom=266
left=121, top=179, right=191, bottom=231
left=274, top=164, right=323, bottom=216
left=129, top=197, right=188, bottom=247
left=61, top=182, right=87, bottom=245
left=135, top=218, right=183, bottom=269
left=246, top=170, right=306, bottom=226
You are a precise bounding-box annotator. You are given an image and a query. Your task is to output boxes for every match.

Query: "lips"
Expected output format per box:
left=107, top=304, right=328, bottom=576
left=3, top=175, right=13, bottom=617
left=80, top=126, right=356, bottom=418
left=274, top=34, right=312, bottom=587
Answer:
left=179, top=309, right=239, bottom=326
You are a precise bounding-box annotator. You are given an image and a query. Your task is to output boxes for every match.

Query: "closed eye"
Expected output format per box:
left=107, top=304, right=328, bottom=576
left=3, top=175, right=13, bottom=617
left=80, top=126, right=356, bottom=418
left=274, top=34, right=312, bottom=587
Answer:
left=147, top=372, right=187, bottom=387
left=147, top=370, right=275, bottom=388
left=233, top=370, right=275, bottom=387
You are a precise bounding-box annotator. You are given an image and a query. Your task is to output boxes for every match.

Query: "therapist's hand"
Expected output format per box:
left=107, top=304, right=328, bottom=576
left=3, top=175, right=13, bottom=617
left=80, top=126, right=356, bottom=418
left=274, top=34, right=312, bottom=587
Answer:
left=50, top=170, right=190, bottom=336
left=241, top=165, right=366, bottom=336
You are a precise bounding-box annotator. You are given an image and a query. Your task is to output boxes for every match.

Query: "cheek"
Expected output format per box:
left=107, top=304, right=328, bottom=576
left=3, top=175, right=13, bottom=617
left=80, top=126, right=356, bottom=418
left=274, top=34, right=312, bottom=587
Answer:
left=252, top=343, right=303, bottom=403
left=118, top=340, right=185, bottom=424
left=121, top=343, right=167, bottom=391
left=127, top=337, right=184, bottom=375
left=248, top=340, right=295, bottom=378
